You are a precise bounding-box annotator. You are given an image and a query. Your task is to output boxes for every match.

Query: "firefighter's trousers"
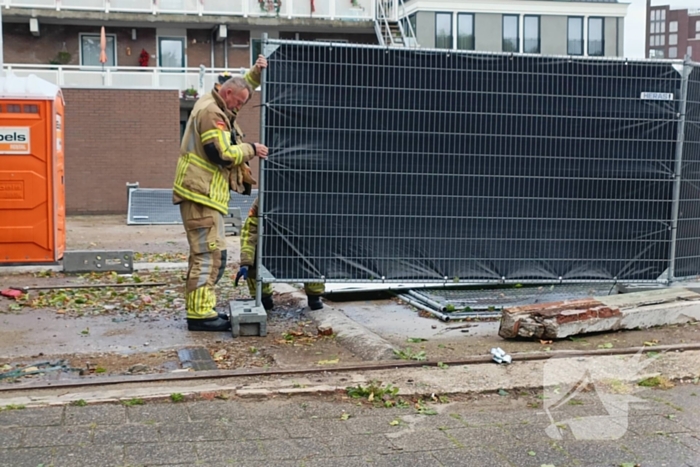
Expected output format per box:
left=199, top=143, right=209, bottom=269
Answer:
left=180, top=200, right=227, bottom=320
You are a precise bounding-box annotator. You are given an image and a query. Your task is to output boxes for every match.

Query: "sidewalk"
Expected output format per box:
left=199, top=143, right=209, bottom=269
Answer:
left=1, top=382, right=698, bottom=467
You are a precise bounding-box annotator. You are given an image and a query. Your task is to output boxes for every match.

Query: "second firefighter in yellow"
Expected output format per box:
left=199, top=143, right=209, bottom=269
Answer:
left=173, top=56, right=268, bottom=332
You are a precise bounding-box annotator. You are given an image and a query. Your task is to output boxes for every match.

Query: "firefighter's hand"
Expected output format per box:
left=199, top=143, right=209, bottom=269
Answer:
left=255, top=55, right=268, bottom=70
left=234, top=266, right=248, bottom=287
left=253, top=143, right=269, bottom=159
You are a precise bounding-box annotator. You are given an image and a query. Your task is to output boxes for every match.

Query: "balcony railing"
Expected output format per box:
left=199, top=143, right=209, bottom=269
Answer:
left=2, top=64, right=249, bottom=93
left=4, top=0, right=375, bottom=20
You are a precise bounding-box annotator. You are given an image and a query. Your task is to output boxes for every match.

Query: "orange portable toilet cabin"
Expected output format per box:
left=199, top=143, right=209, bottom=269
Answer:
left=0, top=73, right=65, bottom=264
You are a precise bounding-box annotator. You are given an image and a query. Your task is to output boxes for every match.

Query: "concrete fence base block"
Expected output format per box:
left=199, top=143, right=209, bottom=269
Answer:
left=499, top=288, right=700, bottom=340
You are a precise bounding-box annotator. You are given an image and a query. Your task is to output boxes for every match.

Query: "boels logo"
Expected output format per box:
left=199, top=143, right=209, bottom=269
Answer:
left=0, top=127, right=30, bottom=154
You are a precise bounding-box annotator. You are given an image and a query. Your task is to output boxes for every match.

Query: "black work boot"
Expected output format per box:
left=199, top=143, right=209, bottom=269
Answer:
left=307, top=295, right=324, bottom=311
left=187, top=316, right=231, bottom=332
left=261, top=295, right=274, bottom=311
left=218, top=312, right=230, bottom=320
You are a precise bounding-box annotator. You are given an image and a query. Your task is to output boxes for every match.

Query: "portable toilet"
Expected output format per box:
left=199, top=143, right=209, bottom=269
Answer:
left=0, top=73, right=65, bottom=264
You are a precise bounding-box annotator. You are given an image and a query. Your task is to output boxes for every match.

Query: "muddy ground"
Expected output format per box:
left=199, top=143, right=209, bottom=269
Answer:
left=1, top=215, right=699, bottom=386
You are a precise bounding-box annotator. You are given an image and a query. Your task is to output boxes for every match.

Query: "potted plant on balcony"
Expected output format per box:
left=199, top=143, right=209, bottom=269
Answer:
left=181, top=87, right=198, bottom=100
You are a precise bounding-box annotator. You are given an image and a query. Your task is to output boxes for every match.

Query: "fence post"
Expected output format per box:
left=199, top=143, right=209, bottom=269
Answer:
left=255, top=32, right=269, bottom=308
left=668, top=59, right=692, bottom=284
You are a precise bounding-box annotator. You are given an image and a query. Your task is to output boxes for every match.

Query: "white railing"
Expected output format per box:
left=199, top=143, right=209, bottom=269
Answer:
left=2, top=63, right=250, bottom=93
left=5, top=0, right=375, bottom=20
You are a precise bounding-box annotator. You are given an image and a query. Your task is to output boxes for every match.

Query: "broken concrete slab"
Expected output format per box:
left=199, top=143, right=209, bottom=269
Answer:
left=305, top=307, right=398, bottom=361
left=498, top=288, right=700, bottom=340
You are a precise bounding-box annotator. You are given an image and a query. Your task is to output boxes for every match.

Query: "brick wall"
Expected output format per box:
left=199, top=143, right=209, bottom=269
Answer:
left=4, top=24, right=156, bottom=67
left=63, top=89, right=180, bottom=214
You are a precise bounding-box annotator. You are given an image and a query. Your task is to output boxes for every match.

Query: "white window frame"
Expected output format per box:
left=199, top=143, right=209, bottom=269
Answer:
left=79, top=32, right=118, bottom=68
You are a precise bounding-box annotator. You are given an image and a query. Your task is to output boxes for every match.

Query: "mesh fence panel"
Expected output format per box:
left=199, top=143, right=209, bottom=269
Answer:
left=674, top=66, right=700, bottom=279
left=260, top=40, right=698, bottom=284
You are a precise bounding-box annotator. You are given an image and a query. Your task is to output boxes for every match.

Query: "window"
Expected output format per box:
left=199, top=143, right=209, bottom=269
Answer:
left=523, top=15, right=540, bottom=53
left=409, top=13, right=417, bottom=35
left=650, top=48, right=665, bottom=58
left=7, top=105, right=21, bottom=113
left=689, top=46, right=693, bottom=58
left=435, top=13, right=453, bottom=49
left=567, top=17, right=583, bottom=55
left=696, top=21, right=700, bottom=39
left=670, top=34, right=677, bottom=46
left=251, top=38, right=262, bottom=67
left=158, top=37, right=185, bottom=69
left=588, top=17, right=604, bottom=56
left=502, top=15, right=519, bottom=52
left=23, top=105, right=38, bottom=113
left=670, top=21, right=678, bottom=32
left=80, top=33, right=116, bottom=67
left=669, top=47, right=677, bottom=58
left=457, top=13, right=475, bottom=50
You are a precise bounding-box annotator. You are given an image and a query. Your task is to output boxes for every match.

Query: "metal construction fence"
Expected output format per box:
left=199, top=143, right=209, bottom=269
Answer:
left=256, top=39, right=700, bottom=286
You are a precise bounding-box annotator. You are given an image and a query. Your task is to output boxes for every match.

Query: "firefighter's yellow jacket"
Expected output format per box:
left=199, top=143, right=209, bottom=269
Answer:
left=173, top=69, right=260, bottom=214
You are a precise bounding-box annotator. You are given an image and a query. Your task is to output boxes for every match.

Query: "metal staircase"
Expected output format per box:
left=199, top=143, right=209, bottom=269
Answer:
left=374, top=0, right=418, bottom=48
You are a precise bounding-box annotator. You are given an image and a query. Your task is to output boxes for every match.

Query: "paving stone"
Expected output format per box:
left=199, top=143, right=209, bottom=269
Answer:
left=158, top=421, right=232, bottom=442
left=0, top=447, right=53, bottom=467
left=323, top=433, right=397, bottom=457
left=20, top=425, right=93, bottom=448
left=384, top=428, right=459, bottom=452
left=195, top=440, right=266, bottom=463
left=279, top=418, right=352, bottom=439
left=677, top=433, right=700, bottom=453
left=367, top=451, right=442, bottom=467
left=625, top=413, right=694, bottom=436
left=343, top=416, right=410, bottom=435
left=559, top=439, right=637, bottom=466
left=125, top=442, right=198, bottom=465
left=432, top=447, right=513, bottom=467
left=227, top=419, right=290, bottom=440
left=64, top=404, right=127, bottom=426
left=259, top=438, right=329, bottom=460
left=0, top=427, right=23, bottom=449
left=93, top=423, right=160, bottom=445
left=52, top=444, right=125, bottom=467
left=0, top=407, right=63, bottom=427
left=494, top=442, right=573, bottom=467
left=126, top=404, right=190, bottom=424
left=623, top=434, right=700, bottom=466
left=304, top=456, right=373, bottom=467
left=443, top=426, right=510, bottom=448
left=187, top=400, right=249, bottom=422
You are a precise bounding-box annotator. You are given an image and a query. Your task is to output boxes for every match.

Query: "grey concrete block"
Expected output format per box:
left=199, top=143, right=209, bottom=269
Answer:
left=229, top=300, right=267, bottom=337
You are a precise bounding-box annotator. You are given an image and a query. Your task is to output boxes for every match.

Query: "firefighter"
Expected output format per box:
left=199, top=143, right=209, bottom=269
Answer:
left=173, top=56, right=269, bottom=332
left=235, top=197, right=325, bottom=311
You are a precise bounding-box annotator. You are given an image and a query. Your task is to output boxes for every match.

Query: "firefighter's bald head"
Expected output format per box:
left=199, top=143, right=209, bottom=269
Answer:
left=218, top=76, right=253, bottom=112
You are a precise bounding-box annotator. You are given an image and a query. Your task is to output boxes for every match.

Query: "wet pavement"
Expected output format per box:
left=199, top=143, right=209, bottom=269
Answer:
left=0, top=380, right=699, bottom=466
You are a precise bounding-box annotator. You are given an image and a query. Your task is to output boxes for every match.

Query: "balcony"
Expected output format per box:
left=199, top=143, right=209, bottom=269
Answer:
left=2, top=64, right=248, bottom=93
left=4, top=0, right=375, bottom=20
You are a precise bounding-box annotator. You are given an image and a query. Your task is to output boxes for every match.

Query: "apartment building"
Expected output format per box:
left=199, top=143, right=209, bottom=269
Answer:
left=0, top=0, right=632, bottom=214
left=646, top=0, right=700, bottom=60
left=401, top=0, right=628, bottom=57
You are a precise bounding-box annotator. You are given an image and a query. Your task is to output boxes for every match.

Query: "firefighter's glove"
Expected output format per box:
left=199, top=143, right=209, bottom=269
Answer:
left=234, top=266, right=248, bottom=286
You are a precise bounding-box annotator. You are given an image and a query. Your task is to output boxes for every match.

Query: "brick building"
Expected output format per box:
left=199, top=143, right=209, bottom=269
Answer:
left=646, top=0, right=700, bottom=60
